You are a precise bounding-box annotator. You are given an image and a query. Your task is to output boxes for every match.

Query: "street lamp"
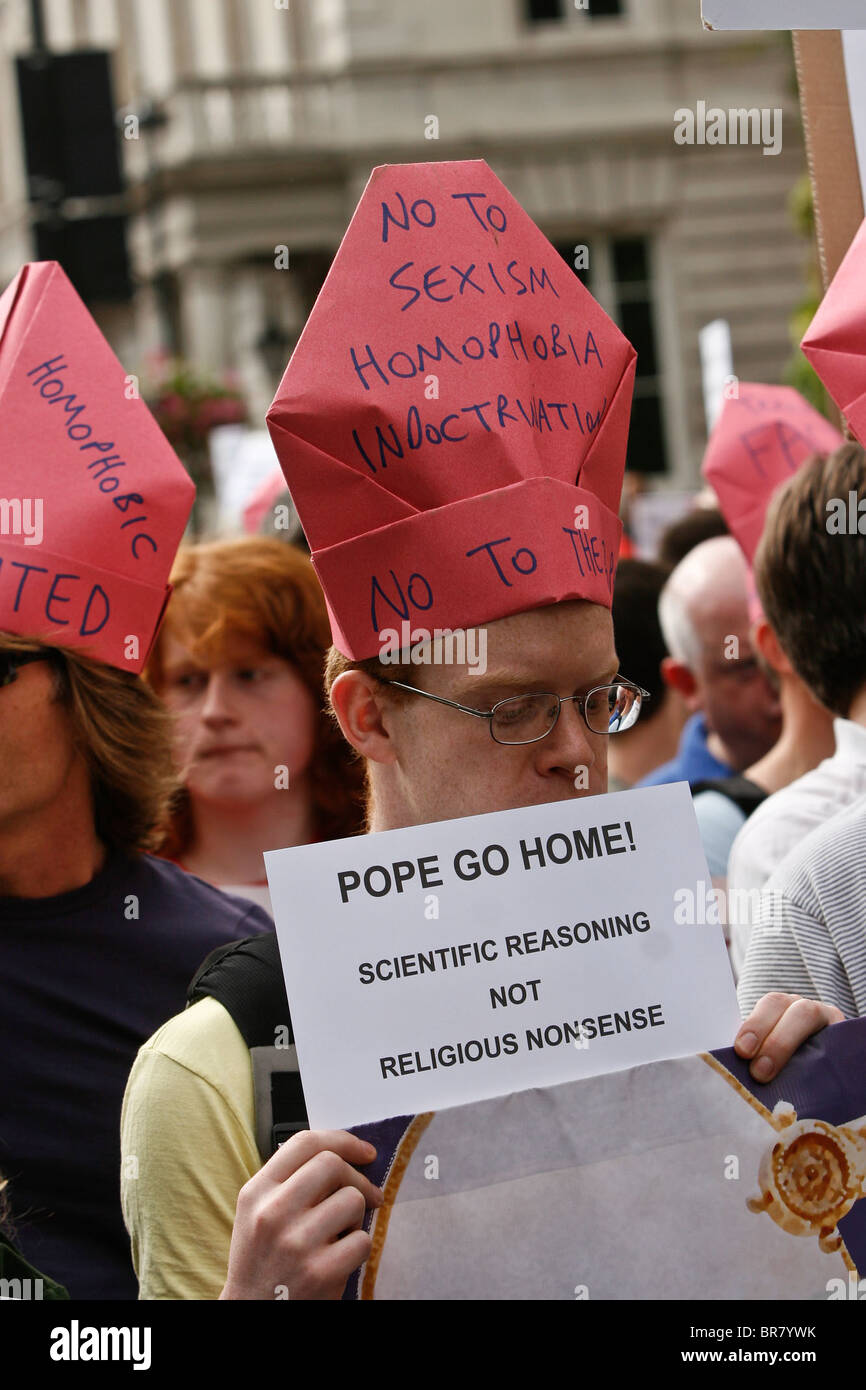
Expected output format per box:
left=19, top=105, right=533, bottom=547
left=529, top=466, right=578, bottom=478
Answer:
left=256, top=318, right=293, bottom=384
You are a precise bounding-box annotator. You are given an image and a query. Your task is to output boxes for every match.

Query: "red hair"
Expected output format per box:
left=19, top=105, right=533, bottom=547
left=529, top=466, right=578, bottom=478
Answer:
left=147, top=537, right=365, bottom=855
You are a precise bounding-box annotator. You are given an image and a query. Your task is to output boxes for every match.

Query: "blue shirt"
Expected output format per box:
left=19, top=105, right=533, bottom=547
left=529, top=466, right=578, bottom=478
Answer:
left=636, top=712, right=733, bottom=789
left=0, top=853, right=271, bottom=1300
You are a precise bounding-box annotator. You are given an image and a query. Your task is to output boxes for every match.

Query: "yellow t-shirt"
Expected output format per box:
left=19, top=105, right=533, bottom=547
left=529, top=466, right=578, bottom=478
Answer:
left=120, top=995, right=259, bottom=1300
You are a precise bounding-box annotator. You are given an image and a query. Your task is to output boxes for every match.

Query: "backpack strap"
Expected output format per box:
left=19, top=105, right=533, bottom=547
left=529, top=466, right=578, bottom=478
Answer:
left=187, top=933, right=309, bottom=1163
left=691, top=774, right=768, bottom=819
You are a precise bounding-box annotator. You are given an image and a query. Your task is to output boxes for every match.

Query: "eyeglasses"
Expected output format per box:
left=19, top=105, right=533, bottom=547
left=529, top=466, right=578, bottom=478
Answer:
left=376, top=676, right=649, bottom=745
left=0, top=650, right=53, bottom=689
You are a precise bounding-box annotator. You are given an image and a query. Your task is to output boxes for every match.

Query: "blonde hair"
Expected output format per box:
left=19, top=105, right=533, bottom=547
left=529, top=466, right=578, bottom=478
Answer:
left=323, top=646, right=420, bottom=830
left=323, top=645, right=414, bottom=703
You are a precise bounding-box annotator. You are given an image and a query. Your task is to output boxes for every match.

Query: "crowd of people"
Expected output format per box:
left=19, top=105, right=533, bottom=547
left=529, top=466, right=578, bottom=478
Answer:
left=618, top=443, right=866, bottom=1017
left=1, top=159, right=862, bottom=1303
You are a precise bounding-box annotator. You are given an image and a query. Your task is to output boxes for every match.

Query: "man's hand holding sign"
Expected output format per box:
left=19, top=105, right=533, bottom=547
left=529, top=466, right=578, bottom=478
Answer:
left=220, top=1132, right=384, bottom=1302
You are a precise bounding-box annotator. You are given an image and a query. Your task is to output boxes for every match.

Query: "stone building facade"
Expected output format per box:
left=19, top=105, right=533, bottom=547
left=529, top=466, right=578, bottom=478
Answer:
left=0, top=0, right=808, bottom=483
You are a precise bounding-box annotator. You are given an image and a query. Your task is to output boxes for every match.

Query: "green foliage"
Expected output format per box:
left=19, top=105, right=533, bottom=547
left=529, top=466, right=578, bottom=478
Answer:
left=789, top=173, right=815, bottom=240
left=783, top=175, right=831, bottom=415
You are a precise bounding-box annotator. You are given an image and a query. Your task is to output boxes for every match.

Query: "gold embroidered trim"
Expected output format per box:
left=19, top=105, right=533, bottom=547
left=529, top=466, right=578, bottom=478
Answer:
left=361, top=1112, right=434, bottom=1300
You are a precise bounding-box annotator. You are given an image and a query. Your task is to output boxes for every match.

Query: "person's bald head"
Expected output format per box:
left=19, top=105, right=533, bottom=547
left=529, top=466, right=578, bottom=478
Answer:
left=658, top=536, right=781, bottom=772
left=659, top=536, right=749, bottom=667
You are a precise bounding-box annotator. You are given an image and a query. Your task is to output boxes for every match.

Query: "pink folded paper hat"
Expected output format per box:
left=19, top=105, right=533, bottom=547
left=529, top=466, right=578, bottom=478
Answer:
left=266, top=160, right=637, bottom=660
left=0, top=261, right=194, bottom=672
left=802, top=217, right=866, bottom=444
left=242, top=468, right=290, bottom=535
left=702, top=382, right=843, bottom=565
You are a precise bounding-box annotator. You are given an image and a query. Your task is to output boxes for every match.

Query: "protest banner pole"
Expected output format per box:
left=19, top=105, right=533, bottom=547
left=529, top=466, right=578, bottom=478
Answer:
left=792, top=31, right=863, bottom=434
left=793, top=30, right=864, bottom=292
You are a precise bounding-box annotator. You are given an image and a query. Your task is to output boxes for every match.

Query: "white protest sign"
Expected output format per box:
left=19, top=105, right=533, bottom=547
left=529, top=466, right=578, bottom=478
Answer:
left=703, top=0, right=866, bottom=27
left=265, top=783, right=740, bottom=1130
left=628, top=490, right=700, bottom=560
left=208, top=426, right=282, bottom=531
left=843, top=31, right=866, bottom=208
left=699, top=318, right=733, bottom=435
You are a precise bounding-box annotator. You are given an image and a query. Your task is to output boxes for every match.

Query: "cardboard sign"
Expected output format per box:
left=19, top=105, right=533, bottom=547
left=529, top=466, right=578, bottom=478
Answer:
left=0, top=262, right=194, bottom=671
left=264, top=784, right=740, bottom=1130
left=347, top=1020, right=866, bottom=1299
left=267, top=161, right=637, bottom=660
left=703, top=1, right=866, bottom=28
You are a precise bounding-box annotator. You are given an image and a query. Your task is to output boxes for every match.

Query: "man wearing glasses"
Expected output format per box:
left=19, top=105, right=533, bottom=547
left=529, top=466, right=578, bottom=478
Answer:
left=379, top=672, right=644, bottom=743
left=334, top=625, right=646, bottom=831
left=121, top=160, right=842, bottom=1300
left=203, top=601, right=836, bottom=1302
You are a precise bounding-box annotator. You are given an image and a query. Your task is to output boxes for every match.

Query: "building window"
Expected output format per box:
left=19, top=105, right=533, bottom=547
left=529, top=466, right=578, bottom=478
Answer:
left=524, top=0, right=624, bottom=20
left=524, top=0, right=565, bottom=20
left=555, top=235, right=666, bottom=475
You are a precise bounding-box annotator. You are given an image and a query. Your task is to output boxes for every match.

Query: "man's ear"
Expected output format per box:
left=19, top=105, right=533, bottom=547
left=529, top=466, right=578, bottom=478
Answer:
left=753, top=619, right=794, bottom=678
left=660, top=655, right=700, bottom=710
left=329, top=670, right=400, bottom=766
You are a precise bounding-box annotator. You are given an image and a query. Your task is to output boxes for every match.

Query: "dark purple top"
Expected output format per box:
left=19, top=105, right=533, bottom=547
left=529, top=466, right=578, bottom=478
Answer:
left=0, top=852, right=271, bottom=1299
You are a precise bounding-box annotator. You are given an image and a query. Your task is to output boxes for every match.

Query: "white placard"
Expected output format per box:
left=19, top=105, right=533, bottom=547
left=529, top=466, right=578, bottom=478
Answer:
left=699, top=318, right=733, bottom=434
left=703, top=0, right=866, bottom=28
left=208, top=426, right=282, bottom=531
left=628, top=490, right=699, bottom=560
left=265, top=784, right=740, bottom=1129
left=843, top=31, right=866, bottom=208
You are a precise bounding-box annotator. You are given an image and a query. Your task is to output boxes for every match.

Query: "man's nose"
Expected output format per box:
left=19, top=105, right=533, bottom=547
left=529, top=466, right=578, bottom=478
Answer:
left=534, top=697, right=597, bottom=774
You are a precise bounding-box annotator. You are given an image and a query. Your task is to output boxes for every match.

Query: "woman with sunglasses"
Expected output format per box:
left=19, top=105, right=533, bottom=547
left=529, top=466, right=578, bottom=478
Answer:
left=0, top=635, right=271, bottom=1300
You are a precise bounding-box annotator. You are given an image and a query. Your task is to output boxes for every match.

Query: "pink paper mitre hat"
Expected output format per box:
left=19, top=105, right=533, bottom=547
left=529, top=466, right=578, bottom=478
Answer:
left=242, top=468, right=289, bottom=535
left=0, top=262, right=194, bottom=672
left=802, top=217, right=866, bottom=445
left=702, top=382, right=842, bottom=564
left=266, top=160, right=637, bottom=659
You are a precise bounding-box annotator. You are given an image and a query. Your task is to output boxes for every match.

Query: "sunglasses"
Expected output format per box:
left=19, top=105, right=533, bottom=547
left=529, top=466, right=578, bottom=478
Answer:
left=0, top=650, right=54, bottom=689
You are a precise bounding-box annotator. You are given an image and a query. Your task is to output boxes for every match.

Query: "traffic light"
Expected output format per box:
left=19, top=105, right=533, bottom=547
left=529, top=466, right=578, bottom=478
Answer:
left=16, top=49, right=132, bottom=302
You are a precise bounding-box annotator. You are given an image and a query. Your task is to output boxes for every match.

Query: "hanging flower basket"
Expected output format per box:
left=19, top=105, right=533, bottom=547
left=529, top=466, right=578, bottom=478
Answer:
left=144, top=357, right=248, bottom=535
